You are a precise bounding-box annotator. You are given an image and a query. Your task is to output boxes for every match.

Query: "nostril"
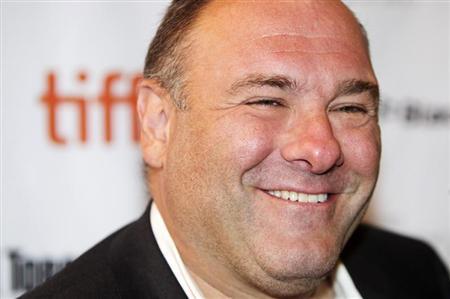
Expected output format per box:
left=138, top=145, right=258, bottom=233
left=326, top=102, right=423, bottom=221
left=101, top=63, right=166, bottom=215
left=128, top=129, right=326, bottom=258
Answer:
left=336, top=154, right=345, bottom=167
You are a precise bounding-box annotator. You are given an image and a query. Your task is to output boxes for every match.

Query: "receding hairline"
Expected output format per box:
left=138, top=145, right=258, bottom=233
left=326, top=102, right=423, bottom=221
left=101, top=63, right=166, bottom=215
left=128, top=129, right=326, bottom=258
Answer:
left=175, top=1, right=371, bottom=70
left=144, top=0, right=371, bottom=110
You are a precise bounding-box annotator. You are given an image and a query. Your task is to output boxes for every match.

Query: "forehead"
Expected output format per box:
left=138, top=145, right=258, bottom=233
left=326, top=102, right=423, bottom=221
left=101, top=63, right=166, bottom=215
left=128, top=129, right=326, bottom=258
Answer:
left=200, top=1, right=363, bottom=38
left=186, top=0, right=374, bottom=97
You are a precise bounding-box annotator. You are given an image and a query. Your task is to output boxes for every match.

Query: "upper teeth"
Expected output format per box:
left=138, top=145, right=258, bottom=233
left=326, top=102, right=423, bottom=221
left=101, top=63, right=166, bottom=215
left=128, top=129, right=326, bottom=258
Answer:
left=267, top=190, right=328, bottom=203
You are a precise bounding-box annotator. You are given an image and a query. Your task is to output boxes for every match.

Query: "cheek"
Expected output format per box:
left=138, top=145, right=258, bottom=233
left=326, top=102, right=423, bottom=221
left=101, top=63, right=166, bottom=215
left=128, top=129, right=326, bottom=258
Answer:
left=207, top=114, right=278, bottom=173
left=167, top=112, right=279, bottom=198
left=164, top=112, right=280, bottom=242
left=338, top=124, right=381, bottom=177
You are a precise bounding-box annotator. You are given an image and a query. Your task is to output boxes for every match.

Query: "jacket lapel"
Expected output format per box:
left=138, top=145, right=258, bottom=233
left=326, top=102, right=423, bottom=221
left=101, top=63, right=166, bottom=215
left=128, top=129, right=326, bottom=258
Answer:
left=342, top=225, right=395, bottom=299
left=109, top=203, right=188, bottom=299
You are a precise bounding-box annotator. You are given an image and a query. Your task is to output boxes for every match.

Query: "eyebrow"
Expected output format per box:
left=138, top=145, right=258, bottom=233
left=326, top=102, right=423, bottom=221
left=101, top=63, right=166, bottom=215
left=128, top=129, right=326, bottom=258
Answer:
left=336, top=79, right=379, bottom=103
left=227, top=74, right=298, bottom=95
left=227, top=74, right=379, bottom=103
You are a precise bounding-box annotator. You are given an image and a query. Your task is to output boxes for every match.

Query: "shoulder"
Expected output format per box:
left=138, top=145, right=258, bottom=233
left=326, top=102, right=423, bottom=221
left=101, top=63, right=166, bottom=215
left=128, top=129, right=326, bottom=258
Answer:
left=344, top=223, right=442, bottom=260
left=343, top=224, right=450, bottom=299
left=20, top=204, right=186, bottom=299
left=19, top=223, right=132, bottom=299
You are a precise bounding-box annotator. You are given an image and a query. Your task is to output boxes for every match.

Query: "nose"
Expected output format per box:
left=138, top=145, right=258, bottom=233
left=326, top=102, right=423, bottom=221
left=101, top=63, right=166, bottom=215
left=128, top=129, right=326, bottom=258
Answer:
left=280, top=113, right=343, bottom=174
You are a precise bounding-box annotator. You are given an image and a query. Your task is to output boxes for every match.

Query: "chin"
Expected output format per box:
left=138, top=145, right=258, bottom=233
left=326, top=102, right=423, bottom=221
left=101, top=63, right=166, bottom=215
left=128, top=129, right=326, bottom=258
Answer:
left=241, top=237, right=341, bottom=297
left=245, top=256, right=335, bottom=299
left=265, top=243, right=338, bottom=278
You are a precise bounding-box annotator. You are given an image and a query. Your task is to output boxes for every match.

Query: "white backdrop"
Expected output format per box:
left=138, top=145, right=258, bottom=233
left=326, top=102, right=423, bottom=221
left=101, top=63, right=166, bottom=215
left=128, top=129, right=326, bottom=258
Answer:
left=1, top=1, right=449, bottom=298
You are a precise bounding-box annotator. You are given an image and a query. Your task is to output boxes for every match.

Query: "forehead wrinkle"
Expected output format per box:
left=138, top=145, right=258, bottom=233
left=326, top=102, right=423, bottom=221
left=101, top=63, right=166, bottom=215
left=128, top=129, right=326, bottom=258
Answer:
left=271, top=50, right=349, bottom=55
left=258, top=33, right=344, bottom=40
left=250, top=34, right=365, bottom=58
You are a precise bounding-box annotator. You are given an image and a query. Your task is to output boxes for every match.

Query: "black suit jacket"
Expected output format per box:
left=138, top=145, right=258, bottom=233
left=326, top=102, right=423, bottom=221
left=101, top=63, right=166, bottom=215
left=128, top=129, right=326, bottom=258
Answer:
left=21, top=205, right=450, bottom=299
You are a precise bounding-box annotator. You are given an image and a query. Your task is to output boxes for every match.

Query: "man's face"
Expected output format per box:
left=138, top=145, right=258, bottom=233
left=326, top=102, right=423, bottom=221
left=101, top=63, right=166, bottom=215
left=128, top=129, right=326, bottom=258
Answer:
left=160, top=1, right=380, bottom=296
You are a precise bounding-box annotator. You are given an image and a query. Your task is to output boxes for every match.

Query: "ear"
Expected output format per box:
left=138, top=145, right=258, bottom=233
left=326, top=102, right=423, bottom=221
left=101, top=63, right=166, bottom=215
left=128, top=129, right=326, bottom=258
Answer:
left=138, top=79, right=173, bottom=169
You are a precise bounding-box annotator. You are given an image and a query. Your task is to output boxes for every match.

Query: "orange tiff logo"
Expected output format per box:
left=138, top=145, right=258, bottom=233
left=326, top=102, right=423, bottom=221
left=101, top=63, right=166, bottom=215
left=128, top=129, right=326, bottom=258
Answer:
left=41, top=71, right=141, bottom=145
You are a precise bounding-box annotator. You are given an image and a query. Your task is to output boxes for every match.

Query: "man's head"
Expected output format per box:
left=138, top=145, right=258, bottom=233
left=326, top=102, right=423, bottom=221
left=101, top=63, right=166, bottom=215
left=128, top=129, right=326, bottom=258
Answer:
left=138, top=0, right=381, bottom=297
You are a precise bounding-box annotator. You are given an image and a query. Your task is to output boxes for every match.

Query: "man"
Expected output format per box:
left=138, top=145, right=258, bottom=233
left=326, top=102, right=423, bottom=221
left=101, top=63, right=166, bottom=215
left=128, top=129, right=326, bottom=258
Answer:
left=23, top=1, right=450, bottom=298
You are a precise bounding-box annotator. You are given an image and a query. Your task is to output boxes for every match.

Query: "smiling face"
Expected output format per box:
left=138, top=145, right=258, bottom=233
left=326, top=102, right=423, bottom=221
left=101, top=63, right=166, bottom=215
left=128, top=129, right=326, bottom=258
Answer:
left=149, top=1, right=381, bottom=297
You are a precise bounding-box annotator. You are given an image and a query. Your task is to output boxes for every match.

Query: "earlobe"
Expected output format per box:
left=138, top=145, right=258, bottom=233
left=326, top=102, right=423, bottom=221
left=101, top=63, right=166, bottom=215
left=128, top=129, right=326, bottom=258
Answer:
left=137, top=79, right=172, bottom=169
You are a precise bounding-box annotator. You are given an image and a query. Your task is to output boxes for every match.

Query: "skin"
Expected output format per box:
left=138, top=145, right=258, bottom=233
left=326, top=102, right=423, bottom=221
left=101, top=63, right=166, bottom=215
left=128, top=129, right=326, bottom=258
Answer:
left=139, top=1, right=381, bottom=298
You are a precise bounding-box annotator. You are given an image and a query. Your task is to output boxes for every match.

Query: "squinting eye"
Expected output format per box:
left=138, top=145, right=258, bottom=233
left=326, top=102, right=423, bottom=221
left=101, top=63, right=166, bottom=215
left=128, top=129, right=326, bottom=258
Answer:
left=247, top=99, right=283, bottom=107
left=329, top=103, right=376, bottom=128
left=334, top=105, right=367, bottom=114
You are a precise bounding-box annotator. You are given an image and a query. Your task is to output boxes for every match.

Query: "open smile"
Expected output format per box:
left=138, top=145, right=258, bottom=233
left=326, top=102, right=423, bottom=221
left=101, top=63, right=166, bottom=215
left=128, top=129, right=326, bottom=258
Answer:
left=264, top=190, right=329, bottom=203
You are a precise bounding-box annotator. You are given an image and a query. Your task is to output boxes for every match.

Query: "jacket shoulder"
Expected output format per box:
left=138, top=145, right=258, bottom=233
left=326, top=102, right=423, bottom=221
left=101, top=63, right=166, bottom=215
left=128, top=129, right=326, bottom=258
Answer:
left=343, top=224, right=450, bottom=299
left=19, top=225, right=129, bottom=299
left=20, top=205, right=187, bottom=299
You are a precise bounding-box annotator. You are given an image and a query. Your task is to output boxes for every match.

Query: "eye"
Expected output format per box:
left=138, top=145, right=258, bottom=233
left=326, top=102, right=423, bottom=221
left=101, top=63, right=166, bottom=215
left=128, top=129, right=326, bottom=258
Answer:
left=333, top=104, right=368, bottom=114
left=329, top=103, right=377, bottom=128
left=246, top=98, right=284, bottom=107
